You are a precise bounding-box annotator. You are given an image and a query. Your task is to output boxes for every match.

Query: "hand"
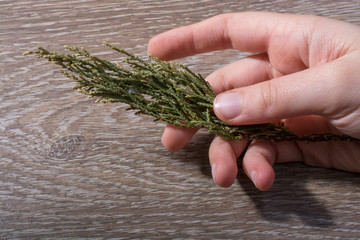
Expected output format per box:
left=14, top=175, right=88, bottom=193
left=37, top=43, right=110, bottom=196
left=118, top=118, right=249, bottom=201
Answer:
left=147, top=12, right=360, bottom=190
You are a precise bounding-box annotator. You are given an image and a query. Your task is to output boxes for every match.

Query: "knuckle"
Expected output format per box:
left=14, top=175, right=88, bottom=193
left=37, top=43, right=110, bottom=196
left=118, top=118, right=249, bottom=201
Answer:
left=207, top=69, right=230, bottom=94
left=259, top=81, right=279, bottom=118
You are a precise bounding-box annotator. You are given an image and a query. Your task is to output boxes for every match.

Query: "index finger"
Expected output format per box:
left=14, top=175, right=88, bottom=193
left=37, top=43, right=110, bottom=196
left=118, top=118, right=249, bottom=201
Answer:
left=147, top=12, right=285, bottom=60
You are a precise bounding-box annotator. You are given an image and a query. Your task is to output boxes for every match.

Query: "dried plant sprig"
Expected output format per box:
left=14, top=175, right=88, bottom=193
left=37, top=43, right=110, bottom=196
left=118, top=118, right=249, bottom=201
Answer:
left=24, top=43, right=359, bottom=142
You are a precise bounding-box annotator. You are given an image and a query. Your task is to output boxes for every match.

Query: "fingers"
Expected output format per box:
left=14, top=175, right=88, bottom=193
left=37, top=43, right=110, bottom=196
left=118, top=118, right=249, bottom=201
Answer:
left=161, top=124, right=198, bottom=152
left=213, top=57, right=359, bottom=130
left=148, top=12, right=290, bottom=60
left=162, top=53, right=273, bottom=152
left=209, top=136, right=248, bottom=187
left=206, top=53, right=272, bottom=94
left=242, top=141, right=276, bottom=191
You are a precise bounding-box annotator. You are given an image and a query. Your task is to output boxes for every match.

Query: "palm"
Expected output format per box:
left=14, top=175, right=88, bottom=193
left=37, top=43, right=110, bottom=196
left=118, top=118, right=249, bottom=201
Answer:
left=263, top=19, right=360, bottom=171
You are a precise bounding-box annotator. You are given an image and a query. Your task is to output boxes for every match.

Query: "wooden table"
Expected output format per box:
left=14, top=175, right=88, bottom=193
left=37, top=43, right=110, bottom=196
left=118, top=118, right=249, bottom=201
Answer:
left=1, top=0, right=360, bottom=238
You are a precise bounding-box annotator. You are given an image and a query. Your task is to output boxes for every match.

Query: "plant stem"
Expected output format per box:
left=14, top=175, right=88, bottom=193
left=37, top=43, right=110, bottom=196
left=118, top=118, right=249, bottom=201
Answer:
left=24, top=43, right=359, bottom=142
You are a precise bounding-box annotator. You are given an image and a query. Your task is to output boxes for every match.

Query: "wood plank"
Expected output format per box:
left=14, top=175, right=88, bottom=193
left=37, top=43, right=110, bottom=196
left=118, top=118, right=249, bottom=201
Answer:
left=1, top=0, right=360, bottom=238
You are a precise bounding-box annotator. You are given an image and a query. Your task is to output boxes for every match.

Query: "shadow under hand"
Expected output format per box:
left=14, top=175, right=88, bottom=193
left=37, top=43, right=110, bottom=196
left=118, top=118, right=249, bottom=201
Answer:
left=165, top=130, right=360, bottom=230
left=172, top=130, right=215, bottom=178
left=238, top=162, right=335, bottom=228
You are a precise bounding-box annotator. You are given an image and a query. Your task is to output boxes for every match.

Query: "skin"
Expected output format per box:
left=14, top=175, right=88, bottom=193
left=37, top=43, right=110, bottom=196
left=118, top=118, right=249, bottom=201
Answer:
left=147, top=12, right=360, bottom=190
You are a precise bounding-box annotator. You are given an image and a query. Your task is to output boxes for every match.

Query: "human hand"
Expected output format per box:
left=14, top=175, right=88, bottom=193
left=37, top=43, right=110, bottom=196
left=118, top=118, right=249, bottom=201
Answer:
left=147, top=12, right=360, bottom=190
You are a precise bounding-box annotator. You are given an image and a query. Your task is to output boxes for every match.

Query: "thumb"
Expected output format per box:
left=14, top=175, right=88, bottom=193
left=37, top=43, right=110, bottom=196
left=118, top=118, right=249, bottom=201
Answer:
left=213, top=56, right=360, bottom=137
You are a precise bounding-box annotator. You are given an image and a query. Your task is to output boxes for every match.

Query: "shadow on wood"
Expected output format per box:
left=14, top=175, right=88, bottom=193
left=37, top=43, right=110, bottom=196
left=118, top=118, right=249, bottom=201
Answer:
left=237, top=163, right=336, bottom=228
left=165, top=129, right=360, bottom=229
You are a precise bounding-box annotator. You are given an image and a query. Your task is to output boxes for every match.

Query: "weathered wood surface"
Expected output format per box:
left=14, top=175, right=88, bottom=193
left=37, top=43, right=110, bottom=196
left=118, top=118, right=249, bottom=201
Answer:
left=1, top=0, right=360, bottom=239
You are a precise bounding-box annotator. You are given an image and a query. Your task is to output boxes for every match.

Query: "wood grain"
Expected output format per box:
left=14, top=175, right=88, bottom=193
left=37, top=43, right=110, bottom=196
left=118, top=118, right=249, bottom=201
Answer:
left=1, top=0, right=360, bottom=239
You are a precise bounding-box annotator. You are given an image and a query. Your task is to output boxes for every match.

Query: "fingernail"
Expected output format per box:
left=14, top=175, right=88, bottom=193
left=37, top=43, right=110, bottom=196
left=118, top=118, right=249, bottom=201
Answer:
left=250, top=170, right=257, bottom=187
left=214, top=92, right=242, bottom=120
left=211, top=163, right=216, bottom=183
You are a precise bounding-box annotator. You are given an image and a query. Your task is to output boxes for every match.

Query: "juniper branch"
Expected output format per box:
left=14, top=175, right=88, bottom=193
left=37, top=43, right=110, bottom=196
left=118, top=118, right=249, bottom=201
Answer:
left=24, top=43, right=359, bottom=142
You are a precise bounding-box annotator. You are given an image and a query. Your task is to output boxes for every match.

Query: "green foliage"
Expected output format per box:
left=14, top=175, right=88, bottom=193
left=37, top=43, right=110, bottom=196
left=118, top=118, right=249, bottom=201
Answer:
left=24, top=43, right=359, bottom=142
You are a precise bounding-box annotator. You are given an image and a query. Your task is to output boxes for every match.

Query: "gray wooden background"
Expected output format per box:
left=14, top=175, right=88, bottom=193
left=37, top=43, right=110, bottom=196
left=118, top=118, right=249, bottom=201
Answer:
left=1, top=0, right=360, bottom=239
